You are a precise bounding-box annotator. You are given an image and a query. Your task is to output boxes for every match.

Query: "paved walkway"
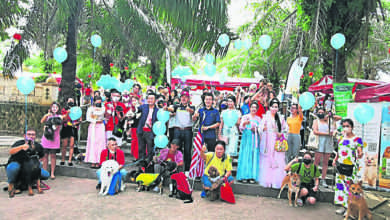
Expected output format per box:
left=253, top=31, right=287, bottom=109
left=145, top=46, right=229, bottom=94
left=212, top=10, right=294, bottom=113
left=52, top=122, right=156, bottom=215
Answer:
left=0, top=177, right=338, bottom=220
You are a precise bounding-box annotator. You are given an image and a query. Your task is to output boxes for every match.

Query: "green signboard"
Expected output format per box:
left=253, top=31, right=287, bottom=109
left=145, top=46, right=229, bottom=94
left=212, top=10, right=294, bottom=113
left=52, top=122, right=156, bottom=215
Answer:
left=333, top=83, right=354, bottom=117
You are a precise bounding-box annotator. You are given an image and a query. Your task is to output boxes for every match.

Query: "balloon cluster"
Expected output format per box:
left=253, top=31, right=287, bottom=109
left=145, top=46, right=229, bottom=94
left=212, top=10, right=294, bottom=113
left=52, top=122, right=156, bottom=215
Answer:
left=96, top=75, right=119, bottom=90
left=154, top=109, right=170, bottom=148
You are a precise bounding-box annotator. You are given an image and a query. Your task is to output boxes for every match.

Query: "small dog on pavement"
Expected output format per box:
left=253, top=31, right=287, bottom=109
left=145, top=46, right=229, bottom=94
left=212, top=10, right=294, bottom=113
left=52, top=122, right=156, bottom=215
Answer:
left=277, top=173, right=301, bottom=207
left=344, top=180, right=372, bottom=220
left=99, top=160, right=124, bottom=196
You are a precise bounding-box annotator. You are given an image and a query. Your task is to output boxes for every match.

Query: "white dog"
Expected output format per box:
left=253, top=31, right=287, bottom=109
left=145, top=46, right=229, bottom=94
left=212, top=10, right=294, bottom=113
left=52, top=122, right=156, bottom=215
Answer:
left=99, top=160, right=124, bottom=195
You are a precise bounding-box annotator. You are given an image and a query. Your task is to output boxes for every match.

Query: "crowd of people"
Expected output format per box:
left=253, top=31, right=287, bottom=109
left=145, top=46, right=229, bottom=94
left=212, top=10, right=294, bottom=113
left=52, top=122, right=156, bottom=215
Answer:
left=5, top=78, right=365, bottom=215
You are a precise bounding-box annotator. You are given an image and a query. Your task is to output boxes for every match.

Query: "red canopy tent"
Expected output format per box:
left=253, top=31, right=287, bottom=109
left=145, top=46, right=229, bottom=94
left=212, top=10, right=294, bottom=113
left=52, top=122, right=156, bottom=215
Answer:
left=171, top=76, right=259, bottom=91
left=355, top=83, right=390, bottom=102
left=308, top=75, right=384, bottom=93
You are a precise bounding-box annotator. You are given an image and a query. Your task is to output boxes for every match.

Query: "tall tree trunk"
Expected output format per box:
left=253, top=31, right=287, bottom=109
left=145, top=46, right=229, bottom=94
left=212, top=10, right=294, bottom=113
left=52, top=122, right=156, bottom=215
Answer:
left=101, top=56, right=111, bottom=75
left=59, top=0, right=82, bottom=104
left=334, top=51, right=347, bottom=83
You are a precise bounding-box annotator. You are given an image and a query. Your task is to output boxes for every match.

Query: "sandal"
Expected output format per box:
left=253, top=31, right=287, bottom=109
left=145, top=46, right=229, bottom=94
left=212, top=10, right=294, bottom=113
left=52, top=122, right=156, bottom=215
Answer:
left=60, top=161, right=65, bottom=166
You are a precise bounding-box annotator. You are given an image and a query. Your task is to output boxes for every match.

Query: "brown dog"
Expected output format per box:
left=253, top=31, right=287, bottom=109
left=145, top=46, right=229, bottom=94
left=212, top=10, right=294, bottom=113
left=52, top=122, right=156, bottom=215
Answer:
left=344, top=181, right=372, bottom=220
left=277, top=173, right=301, bottom=206
left=363, top=154, right=377, bottom=187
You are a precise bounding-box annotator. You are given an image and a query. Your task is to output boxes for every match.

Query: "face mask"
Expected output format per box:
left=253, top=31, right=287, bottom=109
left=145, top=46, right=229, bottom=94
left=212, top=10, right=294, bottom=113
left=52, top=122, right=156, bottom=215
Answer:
left=112, top=97, right=120, bottom=102
left=67, top=102, right=75, bottom=107
left=95, top=103, right=102, bottom=107
left=303, top=158, right=312, bottom=165
left=317, top=113, right=325, bottom=119
left=221, top=104, right=228, bottom=110
left=343, top=127, right=352, bottom=133
left=174, top=101, right=179, bottom=105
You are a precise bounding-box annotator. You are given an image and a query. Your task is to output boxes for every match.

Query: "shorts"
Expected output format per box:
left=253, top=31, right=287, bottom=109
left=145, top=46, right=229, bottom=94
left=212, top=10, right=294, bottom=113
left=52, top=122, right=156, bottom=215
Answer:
left=300, top=182, right=318, bottom=202
left=60, top=126, right=78, bottom=139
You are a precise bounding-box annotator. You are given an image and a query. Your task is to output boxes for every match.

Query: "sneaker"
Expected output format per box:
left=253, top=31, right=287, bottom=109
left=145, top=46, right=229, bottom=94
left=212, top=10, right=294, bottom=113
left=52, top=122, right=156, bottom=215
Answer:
left=200, top=190, right=207, bottom=198
left=96, top=183, right=101, bottom=190
left=297, top=199, right=303, bottom=207
left=242, top=179, right=248, bottom=183
left=335, top=207, right=345, bottom=215
left=320, top=179, right=328, bottom=188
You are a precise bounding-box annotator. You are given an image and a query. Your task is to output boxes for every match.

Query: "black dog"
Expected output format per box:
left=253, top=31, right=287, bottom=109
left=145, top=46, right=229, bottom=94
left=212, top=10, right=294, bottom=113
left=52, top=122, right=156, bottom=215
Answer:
left=20, top=153, right=43, bottom=196
left=44, top=117, right=62, bottom=140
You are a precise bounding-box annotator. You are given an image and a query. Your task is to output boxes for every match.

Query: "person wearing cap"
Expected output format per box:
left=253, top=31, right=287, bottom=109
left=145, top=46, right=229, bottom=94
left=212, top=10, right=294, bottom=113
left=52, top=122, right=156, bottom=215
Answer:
left=154, top=139, right=184, bottom=170
left=167, top=90, right=195, bottom=171
left=104, top=89, right=127, bottom=146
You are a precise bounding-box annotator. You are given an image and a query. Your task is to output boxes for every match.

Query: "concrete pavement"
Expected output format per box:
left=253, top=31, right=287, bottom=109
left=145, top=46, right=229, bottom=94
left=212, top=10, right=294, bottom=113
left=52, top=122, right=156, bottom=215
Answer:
left=0, top=176, right=339, bottom=220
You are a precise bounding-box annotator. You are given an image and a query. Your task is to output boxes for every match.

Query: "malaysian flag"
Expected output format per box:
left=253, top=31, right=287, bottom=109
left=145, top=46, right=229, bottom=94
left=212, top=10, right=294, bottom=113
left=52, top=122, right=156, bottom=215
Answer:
left=189, top=128, right=204, bottom=178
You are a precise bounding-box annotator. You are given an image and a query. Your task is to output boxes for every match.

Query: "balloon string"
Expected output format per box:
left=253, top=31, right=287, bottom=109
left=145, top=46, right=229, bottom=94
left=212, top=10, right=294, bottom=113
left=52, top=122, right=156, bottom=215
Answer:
left=334, top=50, right=338, bottom=82
left=92, top=47, right=96, bottom=77
left=25, top=95, right=28, bottom=134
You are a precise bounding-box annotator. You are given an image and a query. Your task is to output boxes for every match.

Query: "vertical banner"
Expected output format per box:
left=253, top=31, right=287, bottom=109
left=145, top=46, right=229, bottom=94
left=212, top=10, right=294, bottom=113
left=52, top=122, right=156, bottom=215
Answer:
left=334, top=83, right=354, bottom=117
left=379, top=103, right=390, bottom=190
left=285, top=57, right=308, bottom=95
left=347, top=103, right=382, bottom=189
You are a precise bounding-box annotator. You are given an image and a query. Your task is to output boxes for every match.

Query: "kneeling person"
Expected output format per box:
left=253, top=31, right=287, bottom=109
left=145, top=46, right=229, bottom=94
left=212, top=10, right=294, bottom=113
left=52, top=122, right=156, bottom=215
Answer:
left=96, top=138, right=127, bottom=190
left=200, top=140, right=233, bottom=198
left=285, top=152, right=320, bottom=206
left=154, top=139, right=184, bottom=172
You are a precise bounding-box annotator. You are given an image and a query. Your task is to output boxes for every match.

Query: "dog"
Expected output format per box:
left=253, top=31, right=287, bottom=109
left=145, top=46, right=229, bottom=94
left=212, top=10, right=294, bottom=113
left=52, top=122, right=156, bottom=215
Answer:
left=44, top=117, right=62, bottom=140
left=135, top=161, right=177, bottom=194
left=363, top=154, right=377, bottom=187
left=344, top=181, right=372, bottom=220
left=170, top=172, right=193, bottom=203
left=99, top=160, right=124, bottom=196
left=383, top=146, right=390, bottom=158
left=277, top=173, right=301, bottom=207
left=206, top=166, right=223, bottom=201
left=20, top=153, right=43, bottom=196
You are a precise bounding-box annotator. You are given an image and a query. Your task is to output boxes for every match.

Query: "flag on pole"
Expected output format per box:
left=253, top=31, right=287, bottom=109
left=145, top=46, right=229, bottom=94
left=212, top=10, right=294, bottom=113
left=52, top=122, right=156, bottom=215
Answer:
left=189, top=129, right=204, bottom=178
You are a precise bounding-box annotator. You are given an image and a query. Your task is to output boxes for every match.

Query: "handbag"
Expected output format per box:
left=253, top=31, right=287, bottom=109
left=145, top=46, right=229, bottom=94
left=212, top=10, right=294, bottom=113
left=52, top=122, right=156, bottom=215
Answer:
left=336, top=161, right=354, bottom=176
left=274, top=134, right=288, bottom=152
left=307, top=119, right=319, bottom=150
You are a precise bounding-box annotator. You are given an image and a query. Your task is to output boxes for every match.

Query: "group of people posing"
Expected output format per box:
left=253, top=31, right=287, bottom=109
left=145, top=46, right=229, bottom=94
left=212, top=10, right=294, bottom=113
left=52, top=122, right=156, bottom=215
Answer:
left=6, top=79, right=365, bottom=214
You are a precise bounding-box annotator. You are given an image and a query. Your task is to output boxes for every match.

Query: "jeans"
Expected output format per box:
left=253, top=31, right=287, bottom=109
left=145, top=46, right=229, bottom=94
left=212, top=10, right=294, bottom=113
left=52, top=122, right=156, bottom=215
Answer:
left=96, top=168, right=127, bottom=183
left=204, top=138, right=217, bottom=152
left=137, top=131, right=154, bottom=160
left=202, top=174, right=234, bottom=188
left=173, top=129, right=193, bottom=171
left=6, top=161, right=50, bottom=183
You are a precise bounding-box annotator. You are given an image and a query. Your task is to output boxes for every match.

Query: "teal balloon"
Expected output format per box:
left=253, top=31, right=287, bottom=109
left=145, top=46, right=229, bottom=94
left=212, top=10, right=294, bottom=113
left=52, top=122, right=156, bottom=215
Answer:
left=97, top=75, right=111, bottom=89
left=69, top=107, right=82, bottom=121
left=217, top=33, right=230, bottom=47
left=205, top=54, right=215, bottom=64
left=204, top=64, right=216, bottom=77
left=243, top=39, right=252, bottom=50
left=354, top=103, right=374, bottom=124
left=157, top=109, right=170, bottom=123
left=330, top=33, right=346, bottom=50
left=224, top=110, right=239, bottom=127
left=53, top=47, right=68, bottom=63
left=299, top=92, right=315, bottom=110
left=17, top=76, right=35, bottom=95
left=152, top=121, right=166, bottom=135
left=234, top=40, right=243, bottom=49
left=154, top=135, right=169, bottom=148
left=91, top=34, right=102, bottom=47
left=258, top=35, right=272, bottom=50
left=181, top=66, right=192, bottom=77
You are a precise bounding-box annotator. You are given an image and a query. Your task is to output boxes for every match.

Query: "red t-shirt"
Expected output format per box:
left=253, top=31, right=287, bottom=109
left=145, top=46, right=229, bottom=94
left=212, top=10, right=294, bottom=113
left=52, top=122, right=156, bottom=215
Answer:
left=99, top=148, right=125, bottom=165
left=166, top=152, right=176, bottom=162
left=104, top=101, right=127, bottom=131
